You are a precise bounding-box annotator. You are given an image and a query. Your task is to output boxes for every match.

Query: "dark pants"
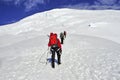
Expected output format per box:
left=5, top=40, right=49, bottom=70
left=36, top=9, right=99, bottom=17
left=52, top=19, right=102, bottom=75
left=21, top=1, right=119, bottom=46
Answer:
left=61, top=38, right=64, bottom=44
left=50, top=47, right=61, bottom=68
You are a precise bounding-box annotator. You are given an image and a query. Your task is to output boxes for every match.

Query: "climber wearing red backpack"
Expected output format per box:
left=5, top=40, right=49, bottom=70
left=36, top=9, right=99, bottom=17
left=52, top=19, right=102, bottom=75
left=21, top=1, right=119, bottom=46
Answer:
left=48, top=33, right=62, bottom=68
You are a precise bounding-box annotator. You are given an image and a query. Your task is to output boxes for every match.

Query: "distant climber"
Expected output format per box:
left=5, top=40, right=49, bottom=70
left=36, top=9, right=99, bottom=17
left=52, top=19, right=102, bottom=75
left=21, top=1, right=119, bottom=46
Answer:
left=60, top=32, right=64, bottom=44
left=64, top=31, right=67, bottom=38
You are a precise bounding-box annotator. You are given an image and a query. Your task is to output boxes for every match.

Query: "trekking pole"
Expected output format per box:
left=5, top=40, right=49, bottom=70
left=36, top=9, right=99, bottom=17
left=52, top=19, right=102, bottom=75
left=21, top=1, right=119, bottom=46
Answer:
left=39, top=49, right=49, bottom=64
left=46, top=50, right=49, bottom=64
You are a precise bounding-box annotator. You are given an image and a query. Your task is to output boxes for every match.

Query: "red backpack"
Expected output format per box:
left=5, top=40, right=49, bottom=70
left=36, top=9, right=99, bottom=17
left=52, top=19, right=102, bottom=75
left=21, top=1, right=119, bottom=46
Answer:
left=50, top=34, right=58, bottom=47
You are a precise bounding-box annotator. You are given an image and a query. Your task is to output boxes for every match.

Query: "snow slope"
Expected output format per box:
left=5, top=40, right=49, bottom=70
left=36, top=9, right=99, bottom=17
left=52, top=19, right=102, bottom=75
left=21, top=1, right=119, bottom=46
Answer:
left=0, top=8, right=120, bottom=80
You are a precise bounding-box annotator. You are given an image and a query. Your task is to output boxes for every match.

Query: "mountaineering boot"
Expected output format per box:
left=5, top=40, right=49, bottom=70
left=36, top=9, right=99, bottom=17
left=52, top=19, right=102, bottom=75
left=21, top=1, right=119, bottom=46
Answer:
left=51, top=62, right=55, bottom=68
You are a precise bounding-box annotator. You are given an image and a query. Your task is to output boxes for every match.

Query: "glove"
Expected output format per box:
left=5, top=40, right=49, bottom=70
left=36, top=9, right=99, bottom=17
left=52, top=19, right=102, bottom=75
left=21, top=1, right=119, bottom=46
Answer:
left=59, top=49, right=62, bottom=54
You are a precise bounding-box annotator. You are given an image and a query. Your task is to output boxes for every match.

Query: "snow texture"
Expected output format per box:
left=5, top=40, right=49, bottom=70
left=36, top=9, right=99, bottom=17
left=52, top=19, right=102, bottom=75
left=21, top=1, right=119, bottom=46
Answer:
left=0, top=8, right=120, bottom=80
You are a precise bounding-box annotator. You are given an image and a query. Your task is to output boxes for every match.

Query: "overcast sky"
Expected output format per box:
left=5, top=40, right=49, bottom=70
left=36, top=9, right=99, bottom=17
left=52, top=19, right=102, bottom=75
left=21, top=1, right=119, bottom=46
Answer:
left=0, top=0, right=120, bottom=25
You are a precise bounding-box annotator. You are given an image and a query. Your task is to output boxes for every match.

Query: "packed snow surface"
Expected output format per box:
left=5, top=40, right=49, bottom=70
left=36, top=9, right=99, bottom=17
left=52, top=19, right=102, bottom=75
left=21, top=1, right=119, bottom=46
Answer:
left=0, top=8, right=120, bottom=80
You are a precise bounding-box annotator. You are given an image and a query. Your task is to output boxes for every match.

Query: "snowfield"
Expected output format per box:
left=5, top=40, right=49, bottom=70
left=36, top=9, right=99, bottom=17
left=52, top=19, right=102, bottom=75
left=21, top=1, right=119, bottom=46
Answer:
left=0, top=8, right=120, bottom=80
